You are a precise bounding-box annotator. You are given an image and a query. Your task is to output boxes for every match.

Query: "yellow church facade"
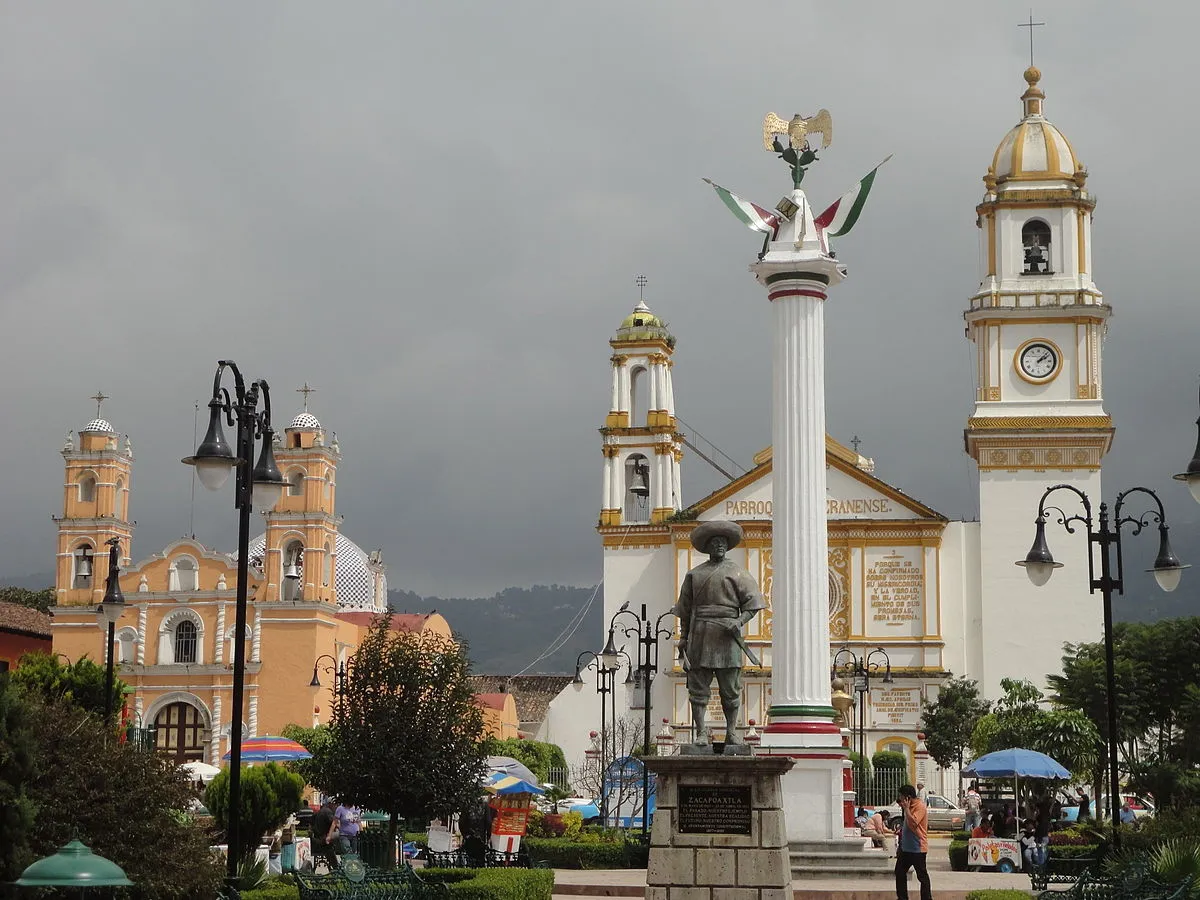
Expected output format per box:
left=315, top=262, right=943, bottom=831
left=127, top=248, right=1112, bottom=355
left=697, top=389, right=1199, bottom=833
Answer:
left=51, top=407, right=450, bottom=765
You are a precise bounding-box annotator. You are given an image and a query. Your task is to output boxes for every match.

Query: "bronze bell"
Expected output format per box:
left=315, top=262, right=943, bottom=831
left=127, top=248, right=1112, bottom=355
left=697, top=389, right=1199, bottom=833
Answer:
left=629, top=463, right=650, bottom=497
left=283, top=563, right=302, bottom=581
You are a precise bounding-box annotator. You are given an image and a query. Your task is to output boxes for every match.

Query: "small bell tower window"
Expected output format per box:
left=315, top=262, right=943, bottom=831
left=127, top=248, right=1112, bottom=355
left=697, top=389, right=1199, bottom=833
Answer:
left=282, top=540, right=304, bottom=601
left=1022, top=220, right=1052, bottom=275
left=630, top=367, right=649, bottom=426
left=77, top=473, right=97, bottom=503
left=73, top=544, right=95, bottom=589
left=287, top=469, right=305, bottom=497
left=624, top=455, right=651, bottom=524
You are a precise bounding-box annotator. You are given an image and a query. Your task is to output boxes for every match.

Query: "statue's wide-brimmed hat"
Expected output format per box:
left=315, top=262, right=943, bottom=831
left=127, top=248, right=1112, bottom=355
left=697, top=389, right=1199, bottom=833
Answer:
left=690, top=520, right=744, bottom=553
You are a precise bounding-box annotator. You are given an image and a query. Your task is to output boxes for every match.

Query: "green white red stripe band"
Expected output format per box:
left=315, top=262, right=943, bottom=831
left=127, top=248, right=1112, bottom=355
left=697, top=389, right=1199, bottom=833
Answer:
left=814, top=155, right=893, bottom=238
left=702, top=178, right=781, bottom=234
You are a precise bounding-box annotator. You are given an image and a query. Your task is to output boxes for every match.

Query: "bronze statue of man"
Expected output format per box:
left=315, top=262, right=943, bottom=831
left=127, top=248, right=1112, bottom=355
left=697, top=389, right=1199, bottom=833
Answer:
left=673, top=521, right=766, bottom=745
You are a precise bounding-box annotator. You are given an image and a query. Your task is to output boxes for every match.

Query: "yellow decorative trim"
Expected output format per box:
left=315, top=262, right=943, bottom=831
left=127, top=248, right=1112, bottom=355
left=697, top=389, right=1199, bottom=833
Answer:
left=604, top=412, right=629, bottom=428
left=1013, top=337, right=1064, bottom=386
left=967, top=415, right=1112, bottom=430
left=1042, top=122, right=1060, bottom=174
left=610, top=355, right=628, bottom=367
left=985, top=387, right=1001, bottom=401
left=1077, top=207, right=1087, bottom=275
left=601, top=446, right=619, bottom=458
left=1011, top=122, right=1026, bottom=174
left=650, top=507, right=674, bottom=523
left=598, top=509, right=621, bottom=526
left=609, top=338, right=672, bottom=352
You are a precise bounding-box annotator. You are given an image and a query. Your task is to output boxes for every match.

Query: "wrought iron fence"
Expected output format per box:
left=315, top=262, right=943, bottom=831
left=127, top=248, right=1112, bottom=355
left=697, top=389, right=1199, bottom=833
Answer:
left=545, top=766, right=570, bottom=792
left=852, top=766, right=907, bottom=808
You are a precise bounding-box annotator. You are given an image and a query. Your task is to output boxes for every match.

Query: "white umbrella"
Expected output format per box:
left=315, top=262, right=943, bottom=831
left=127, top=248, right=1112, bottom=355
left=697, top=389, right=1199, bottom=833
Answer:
left=182, top=760, right=222, bottom=783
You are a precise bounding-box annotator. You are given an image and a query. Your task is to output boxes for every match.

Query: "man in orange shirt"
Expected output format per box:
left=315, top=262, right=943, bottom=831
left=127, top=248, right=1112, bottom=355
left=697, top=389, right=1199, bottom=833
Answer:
left=895, top=784, right=933, bottom=900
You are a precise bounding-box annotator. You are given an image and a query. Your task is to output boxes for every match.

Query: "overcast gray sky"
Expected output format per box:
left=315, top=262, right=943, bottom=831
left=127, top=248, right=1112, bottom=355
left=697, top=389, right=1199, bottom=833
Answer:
left=2, top=2, right=1198, bottom=599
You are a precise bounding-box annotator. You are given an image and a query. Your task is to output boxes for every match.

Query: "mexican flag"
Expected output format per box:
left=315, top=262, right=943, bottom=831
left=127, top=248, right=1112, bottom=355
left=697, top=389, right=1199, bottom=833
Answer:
left=702, top=178, right=781, bottom=234
left=813, top=155, right=893, bottom=238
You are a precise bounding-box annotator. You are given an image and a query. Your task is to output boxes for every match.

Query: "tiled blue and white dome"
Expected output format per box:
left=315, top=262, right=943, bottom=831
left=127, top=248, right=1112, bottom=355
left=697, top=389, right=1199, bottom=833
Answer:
left=82, top=418, right=116, bottom=433
left=289, top=412, right=322, bottom=430
left=246, top=531, right=386, bottom=611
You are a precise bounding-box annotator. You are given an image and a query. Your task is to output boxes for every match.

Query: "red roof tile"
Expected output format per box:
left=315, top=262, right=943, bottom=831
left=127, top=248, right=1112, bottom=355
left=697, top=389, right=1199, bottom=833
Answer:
left=0, top=603, right=52, bottom=639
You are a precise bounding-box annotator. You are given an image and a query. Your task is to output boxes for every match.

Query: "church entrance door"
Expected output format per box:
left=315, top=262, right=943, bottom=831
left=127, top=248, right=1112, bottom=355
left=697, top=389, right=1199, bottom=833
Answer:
left=154, top=701, right=205, bottom=764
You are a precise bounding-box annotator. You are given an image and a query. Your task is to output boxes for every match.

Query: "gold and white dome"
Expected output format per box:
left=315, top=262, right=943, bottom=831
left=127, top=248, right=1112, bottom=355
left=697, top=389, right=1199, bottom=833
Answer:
left=988, top=67, right=1083, bottom=186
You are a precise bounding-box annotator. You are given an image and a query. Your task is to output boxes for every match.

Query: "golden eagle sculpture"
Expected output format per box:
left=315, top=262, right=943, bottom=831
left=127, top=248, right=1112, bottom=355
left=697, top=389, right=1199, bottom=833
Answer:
left=762, top=109, right=833, bottom=152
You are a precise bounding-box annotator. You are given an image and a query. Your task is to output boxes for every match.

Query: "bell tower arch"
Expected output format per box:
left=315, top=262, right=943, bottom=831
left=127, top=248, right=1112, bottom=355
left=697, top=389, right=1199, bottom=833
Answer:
left=600, top=293, right=684, bottom=526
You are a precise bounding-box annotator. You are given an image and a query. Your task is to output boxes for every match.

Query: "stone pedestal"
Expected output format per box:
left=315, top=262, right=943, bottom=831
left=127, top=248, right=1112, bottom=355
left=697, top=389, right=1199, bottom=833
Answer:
left=645, top=756, right=794, bottom=900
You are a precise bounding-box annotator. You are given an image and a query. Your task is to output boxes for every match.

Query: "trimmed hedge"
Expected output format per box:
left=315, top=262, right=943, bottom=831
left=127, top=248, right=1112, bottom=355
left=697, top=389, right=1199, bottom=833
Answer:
left=522, top=838, right=628, bottom=869
left=242, top=868, right=554, bottom=900
left=965, top=892, right=1034, bottom=900
left=438, top=868, right=553, bottom=900
left=948, top=840, right=969, bottom=871
left=1049, top=844, right=1101, bottom=859
left=240, top=881, right=300, bottom=900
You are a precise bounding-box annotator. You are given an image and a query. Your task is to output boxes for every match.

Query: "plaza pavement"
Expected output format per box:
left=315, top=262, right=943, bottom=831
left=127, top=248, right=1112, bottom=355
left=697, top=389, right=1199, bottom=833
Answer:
left=551, top=837, right=1033, bottom=900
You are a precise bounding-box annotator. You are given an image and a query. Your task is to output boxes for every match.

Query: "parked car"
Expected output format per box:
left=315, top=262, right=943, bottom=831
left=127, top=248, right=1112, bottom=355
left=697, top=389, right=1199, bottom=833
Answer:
left=873, top=794, right=966, bottom=832
left=554, top=797, right=601, bottom=823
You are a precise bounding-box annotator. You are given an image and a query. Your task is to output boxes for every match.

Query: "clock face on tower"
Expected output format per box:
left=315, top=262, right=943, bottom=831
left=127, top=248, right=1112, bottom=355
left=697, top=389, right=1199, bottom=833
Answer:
left=1016, top=340, right=1060, bottom=383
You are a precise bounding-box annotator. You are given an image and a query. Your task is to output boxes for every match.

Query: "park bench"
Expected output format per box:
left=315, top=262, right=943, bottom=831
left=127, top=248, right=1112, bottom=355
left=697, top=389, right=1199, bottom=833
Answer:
left=1034, top=862, right=1192, bottom=900
left=295, top=859, right=450, bottom=900
left=1027, top=855, right=1099, bottom=892
left=424, top=847, right=542, bottom=868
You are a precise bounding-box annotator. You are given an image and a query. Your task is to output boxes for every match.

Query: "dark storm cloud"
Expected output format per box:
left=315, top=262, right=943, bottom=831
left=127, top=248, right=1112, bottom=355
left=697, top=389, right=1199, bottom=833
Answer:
left=2, top=2, right=1197, bottom=597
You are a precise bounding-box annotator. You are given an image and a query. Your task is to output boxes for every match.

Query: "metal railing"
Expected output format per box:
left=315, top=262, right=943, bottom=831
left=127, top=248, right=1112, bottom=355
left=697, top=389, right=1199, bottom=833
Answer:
left=852, top=766, right=907, bottom=808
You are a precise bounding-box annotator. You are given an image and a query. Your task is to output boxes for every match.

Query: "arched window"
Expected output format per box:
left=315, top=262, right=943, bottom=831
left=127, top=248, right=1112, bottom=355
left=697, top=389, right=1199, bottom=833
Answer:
left=287, top=469, right=305, bottom=497
left=77, top=473, right=97, bottom=503
left=169, top=556, right=199, bottom=593
left=115, top=477, right=126, bottom=519
left=1022, top=220, right=1052, bottom=275
left=225, top=625, right=250, bottom=665
left=629, top=366, right=649, bottom=425
left=623, top=454, right=651, bottom=524
left=282, top=540, right=304, bottom=601
left=323, top=541, right=333, bottom=587
left=73, top=543, right=95, bottom=589
left=174, top=620, right=198, bottom=664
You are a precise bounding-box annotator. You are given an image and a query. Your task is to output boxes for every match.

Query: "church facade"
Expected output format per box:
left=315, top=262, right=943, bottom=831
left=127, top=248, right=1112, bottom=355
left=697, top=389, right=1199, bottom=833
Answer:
left=541, top=67, right=1109, bottom=792
left=50, top=404, right=451, bottom=766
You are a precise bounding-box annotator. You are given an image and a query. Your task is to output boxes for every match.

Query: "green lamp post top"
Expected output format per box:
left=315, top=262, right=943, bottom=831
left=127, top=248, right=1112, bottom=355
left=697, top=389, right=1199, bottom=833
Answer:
left=15, top=839, right=133, bottom=888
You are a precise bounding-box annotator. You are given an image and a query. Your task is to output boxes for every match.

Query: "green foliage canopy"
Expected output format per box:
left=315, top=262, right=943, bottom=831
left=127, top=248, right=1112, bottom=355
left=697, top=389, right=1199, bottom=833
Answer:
left=11, top=651, right=126, bottom=720
left=483, top=737, right=567, bottom=783
left=0, top=682, right=222, bottom=900
left=0, top=585, right=54, bottom=615
left=205, top=763, right=305, bottom=863
left=280, top=722, right=332, bottom=787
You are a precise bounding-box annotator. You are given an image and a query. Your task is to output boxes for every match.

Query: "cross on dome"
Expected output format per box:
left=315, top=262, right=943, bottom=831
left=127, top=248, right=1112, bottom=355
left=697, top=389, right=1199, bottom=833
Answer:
left=296, top=382, right=316, bottom=412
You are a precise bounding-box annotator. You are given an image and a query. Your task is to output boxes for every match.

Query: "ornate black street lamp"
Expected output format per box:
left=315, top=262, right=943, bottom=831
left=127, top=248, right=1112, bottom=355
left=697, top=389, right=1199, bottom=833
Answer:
left=1016, top=483, right=1187, bottom=842
left=95, top=536, right=125, bottom=723
left=609, top=602, right=675, bottom=836
left=573, top=645, right=622, bottom=825
left=183, top=360, right=286, bottom=895
left=310, top=653, right=347, bottom=704
left=832, top=645, right=892, bottom=798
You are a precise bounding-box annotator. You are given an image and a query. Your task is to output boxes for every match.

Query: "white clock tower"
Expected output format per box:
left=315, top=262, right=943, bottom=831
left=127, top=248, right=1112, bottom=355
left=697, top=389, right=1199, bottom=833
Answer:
left=966, top=67, right=1111, bottom=696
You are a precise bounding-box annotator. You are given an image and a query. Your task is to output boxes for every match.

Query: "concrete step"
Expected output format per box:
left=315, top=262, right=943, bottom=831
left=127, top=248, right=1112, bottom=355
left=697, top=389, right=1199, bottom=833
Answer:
left=791, top=863, right=895, bottom=880
left=788, top=839, right=877, bottom=854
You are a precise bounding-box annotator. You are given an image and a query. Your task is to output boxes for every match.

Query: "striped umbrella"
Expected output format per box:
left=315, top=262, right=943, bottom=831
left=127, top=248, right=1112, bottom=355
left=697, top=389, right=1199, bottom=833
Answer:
left=221, top=735, right=312, bottom=763
left=484, top=773, right=544, bottom=796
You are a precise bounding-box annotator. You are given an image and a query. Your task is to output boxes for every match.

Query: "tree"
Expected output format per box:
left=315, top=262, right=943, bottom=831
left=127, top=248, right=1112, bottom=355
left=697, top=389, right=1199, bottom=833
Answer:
left=0, top=586, right=53, bottom=615
left=1, top=685, right=222, bottom=900
left=11, top=651, right=126, bottom=719
left=281, top=722, right=332, bottom=788
left=205, top=763, right=305, bottom=863
left=0, top=673, right=36, bottom=888
left=483, top=737, right=568, bottom=784
left=316, top=615, right=487, bottom=864
left=919, top=677, right=990, bottom=774
left=569, top=716, right=652, bottom=823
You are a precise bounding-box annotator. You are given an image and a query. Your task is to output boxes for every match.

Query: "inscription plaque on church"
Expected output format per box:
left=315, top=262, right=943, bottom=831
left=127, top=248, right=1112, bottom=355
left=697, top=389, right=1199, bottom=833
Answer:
left=864, top=548, right=923, bottom=630
left=678, top=785, right=753, bottom=835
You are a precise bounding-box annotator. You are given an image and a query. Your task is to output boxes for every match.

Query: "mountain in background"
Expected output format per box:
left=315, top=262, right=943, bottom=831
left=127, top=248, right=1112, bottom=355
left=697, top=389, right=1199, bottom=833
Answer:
left=388, top=584, right=603, bottom=675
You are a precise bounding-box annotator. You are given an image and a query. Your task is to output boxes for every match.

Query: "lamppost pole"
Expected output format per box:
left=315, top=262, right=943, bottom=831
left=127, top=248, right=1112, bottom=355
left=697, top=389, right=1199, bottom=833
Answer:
left=1017, top=483, right=1186, bottom=845
left=183, top=361, right=286, bottom=896
left=310, top=654, right=347, bottom=707
left=832, top=646, right=891, bottom=801
left=97, top=536, right=125, bottom=723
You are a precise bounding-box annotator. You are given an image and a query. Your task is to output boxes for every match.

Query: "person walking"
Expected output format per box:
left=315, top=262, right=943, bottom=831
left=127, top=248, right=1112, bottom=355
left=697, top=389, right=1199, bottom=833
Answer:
left=895, top=784, right=933, bottom=900
left=964, top=782, right=982, bottom=832
left=334, top=801, right=363, bottom=856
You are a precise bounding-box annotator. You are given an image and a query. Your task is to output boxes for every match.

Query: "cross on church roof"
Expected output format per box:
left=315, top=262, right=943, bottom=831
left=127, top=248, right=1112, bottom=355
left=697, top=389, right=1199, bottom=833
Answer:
left=90, top=391, right=110, bottom=417
left=1018, top=10, right=1045, bottom=68
left=635, top=274, right=648, bottom=301
left=297, top=382, right=316, bottom=412
left=850, top=435, right=862, bottom=453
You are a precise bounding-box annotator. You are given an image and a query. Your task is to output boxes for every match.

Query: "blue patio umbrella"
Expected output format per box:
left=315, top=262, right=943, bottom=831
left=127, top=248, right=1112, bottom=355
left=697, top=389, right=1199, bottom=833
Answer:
left=963, top=748, right=1070, bottom=780
left=963, top=748, right=1070, bottom=835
